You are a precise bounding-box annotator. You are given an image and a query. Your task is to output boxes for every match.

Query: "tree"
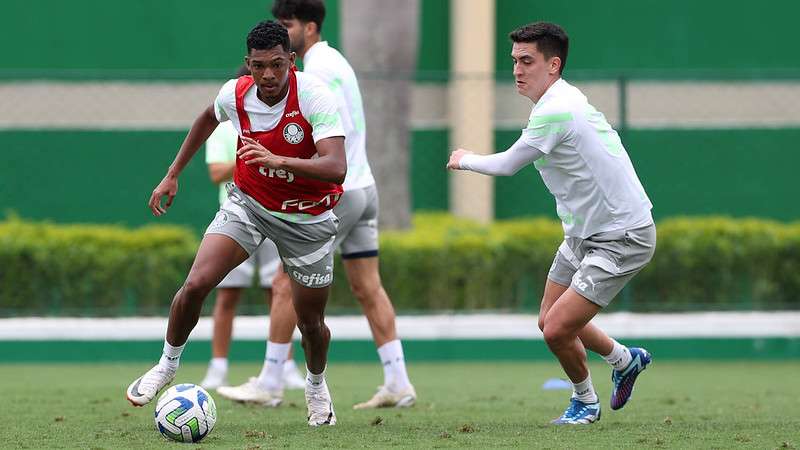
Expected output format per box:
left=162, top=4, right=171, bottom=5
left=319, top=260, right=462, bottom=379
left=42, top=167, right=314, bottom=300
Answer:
left=340, top=0, right=419, bottom=228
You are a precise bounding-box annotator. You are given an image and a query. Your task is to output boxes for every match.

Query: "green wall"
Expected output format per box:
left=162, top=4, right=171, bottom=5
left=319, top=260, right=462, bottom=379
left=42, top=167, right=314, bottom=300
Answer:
left=0, top=0, right=339, bottom=78
left=4, top=338, right=799, bottom=362
left=0, top=131, right=218, bottom=233
left=0, top=0, right=446, bottom=79
left=3, top=0, right=799, bottom=79
left=3, top=128, right=796, bottom=231
left=417, top=0, right=450, bottom=80
left=494, top=128, right=800, bottom=221
left=495, top=0, right=800, bottom=77
left=410, top=129, right=449, bottom=211
left=0, top=129, right=452, bottom=231
left=2, top=0, right=799, bottom=225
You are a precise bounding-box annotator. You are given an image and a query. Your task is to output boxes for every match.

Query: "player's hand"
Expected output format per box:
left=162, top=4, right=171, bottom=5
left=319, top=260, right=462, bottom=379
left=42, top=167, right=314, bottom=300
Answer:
left=148, top=175, right=178, bottom=216
left=238, top=136, right=281, bottom=168
left=446, top=148, right=473, bottom=170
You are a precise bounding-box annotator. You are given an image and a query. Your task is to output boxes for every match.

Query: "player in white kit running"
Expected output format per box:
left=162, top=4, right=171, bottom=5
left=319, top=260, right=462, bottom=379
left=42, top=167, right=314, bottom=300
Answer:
left=448, top=22, right=656, bottom=425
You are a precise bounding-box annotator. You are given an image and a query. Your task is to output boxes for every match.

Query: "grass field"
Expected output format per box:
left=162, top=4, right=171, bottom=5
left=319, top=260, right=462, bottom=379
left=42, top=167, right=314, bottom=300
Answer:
left=1, top=361, right=798, bottom=449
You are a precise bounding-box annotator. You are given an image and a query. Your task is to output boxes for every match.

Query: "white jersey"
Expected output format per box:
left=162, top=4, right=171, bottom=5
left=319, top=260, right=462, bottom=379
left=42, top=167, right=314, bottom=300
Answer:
left=213, top=71, right=344, bottom=144
left=204, top=120, right=238, bottom=205
left=303, top=41, right=375, bottom=191
left=522, top=78, right=652, bottom=238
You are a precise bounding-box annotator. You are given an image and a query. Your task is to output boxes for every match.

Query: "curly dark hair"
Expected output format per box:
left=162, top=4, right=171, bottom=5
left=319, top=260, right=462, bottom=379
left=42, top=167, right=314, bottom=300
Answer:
left=509, top=22, right=569, bottom=74
left=246, top=20, right=290, bottom=54
left=271, top=0, right=325, bottom=33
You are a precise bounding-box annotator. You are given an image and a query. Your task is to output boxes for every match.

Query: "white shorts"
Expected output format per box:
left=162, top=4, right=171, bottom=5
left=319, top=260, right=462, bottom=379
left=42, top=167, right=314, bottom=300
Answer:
left=205, top=184, right=339, bottom=288
left=333, top=184, right=379, bottom=259
left=547, top=223, right=656, bottom=307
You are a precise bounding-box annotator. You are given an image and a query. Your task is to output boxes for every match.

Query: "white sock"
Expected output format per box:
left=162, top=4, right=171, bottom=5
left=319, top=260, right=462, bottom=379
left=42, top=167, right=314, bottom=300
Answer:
left=306, top=366, right=326, bottom=387
left=159, top=341, right=185, bottom=371
left=572, top=375, right=599, bottom=403
left=283, top=358, right=300, bottom=375
left=256, top=341, right=291, bottom=391
left=209, top=357, right=228, bottom=373
left=377, top=339, right=411, bottom=391
left=602, top=339, right=632, bottom=371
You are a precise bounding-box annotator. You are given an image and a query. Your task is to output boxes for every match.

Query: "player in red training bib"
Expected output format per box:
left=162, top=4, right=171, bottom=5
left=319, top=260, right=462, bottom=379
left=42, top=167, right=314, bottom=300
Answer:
left=126, top=20, right=345, bottom=427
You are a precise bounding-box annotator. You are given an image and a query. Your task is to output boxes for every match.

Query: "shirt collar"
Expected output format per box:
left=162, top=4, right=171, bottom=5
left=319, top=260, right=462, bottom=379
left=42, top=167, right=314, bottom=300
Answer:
left=536, top=77, right=565, bottom=105
left=304, top=40, right=328, bottom=64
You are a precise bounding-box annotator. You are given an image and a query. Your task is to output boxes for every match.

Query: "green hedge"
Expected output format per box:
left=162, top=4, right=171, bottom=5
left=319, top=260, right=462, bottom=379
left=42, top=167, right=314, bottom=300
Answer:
left=328, top=214, right=800, bottom=312
left=1, top=214, right=798, bottom=316
left=0, top=218, right=197, bottom=316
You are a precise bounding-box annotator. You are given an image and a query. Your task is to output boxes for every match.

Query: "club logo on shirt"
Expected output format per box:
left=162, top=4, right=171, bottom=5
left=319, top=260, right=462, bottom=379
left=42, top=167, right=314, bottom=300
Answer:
left=283, top=122, right=304, bottom=144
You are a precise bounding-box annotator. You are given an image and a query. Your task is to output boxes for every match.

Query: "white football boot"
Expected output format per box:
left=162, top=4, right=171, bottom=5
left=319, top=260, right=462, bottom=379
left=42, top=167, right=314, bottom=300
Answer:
left=199, top=363, right=228, bottom=390
left=306, top=380, right=337, bottom=426
left=353, top=384, right=417, bottom=409
left=216, top=378, right=283, bottom=407
left=126, top=364, right=176, bottom=407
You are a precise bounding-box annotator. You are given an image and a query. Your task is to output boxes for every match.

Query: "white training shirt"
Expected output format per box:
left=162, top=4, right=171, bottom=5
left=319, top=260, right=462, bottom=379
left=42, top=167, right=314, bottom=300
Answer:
left=204, top=120, right=238, bottom=205
left=463, top=78, right=652, bottom=238
left=214, top=71, right=344, bottom=143
left=213, top=71, right=345, bottom=224
left=303, top=41, right=375, bottom=191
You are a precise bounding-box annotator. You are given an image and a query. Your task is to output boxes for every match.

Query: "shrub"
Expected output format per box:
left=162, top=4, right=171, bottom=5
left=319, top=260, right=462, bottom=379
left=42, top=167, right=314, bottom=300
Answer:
left=2, top=214, right=798, bottom=316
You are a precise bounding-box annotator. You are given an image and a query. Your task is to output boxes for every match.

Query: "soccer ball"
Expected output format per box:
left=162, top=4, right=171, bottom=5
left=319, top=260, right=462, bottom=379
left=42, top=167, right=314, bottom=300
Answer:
left=154, top=384, right=217, bottom=443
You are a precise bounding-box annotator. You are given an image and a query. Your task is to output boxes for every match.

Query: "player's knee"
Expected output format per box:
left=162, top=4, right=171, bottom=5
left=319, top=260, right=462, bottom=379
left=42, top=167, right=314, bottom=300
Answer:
left=542, top=322, right=570, bottom=347
left=350, top=278, right=382, bottom=304
left=272, top=271, right=292, bottom=292
left=182, top=274, right=215, bottom=300
left=297, top=318, right=329, bottom=340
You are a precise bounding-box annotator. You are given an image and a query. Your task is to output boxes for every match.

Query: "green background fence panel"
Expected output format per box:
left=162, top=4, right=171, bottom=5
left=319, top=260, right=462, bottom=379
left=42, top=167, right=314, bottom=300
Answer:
left=3, top=128, right=798, bottom=229
left=0, top=0, right=294, bottom=76
left=417, top=0, right=450, bottom=80
left=410, top=129, right=449, bottom=211
left=2, top=129, right=457, bottom=231
left=0, top=130, right=218, bottom=232
left=3, top=338, right=798, bottom=362
left=494, top=128, right=800, bottom=221
left=495, top=0, right=800, bottom=77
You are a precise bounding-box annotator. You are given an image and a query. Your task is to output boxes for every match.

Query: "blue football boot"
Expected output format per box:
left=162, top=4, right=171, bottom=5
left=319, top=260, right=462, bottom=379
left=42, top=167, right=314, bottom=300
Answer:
left=551, top=398, right=601, bottom=425
left=610, top=347, right=652, bottom=410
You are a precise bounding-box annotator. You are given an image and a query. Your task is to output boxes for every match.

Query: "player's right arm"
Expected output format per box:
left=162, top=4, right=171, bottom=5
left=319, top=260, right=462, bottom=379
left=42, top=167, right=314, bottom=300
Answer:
left=447, top=100, right=573, bottom=176
left=446, top=137, right=544, bottom=176
left=148, top=105, right=219, bottom=216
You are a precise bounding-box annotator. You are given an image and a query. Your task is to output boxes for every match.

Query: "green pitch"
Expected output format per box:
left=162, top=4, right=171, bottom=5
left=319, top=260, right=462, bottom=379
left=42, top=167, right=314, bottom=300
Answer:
left=1, top=361, right=798, bottom=449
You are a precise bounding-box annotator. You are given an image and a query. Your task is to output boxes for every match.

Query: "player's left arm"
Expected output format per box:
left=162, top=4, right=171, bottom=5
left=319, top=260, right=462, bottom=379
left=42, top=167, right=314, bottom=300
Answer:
left=237, top=135, right=346, bottom=184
